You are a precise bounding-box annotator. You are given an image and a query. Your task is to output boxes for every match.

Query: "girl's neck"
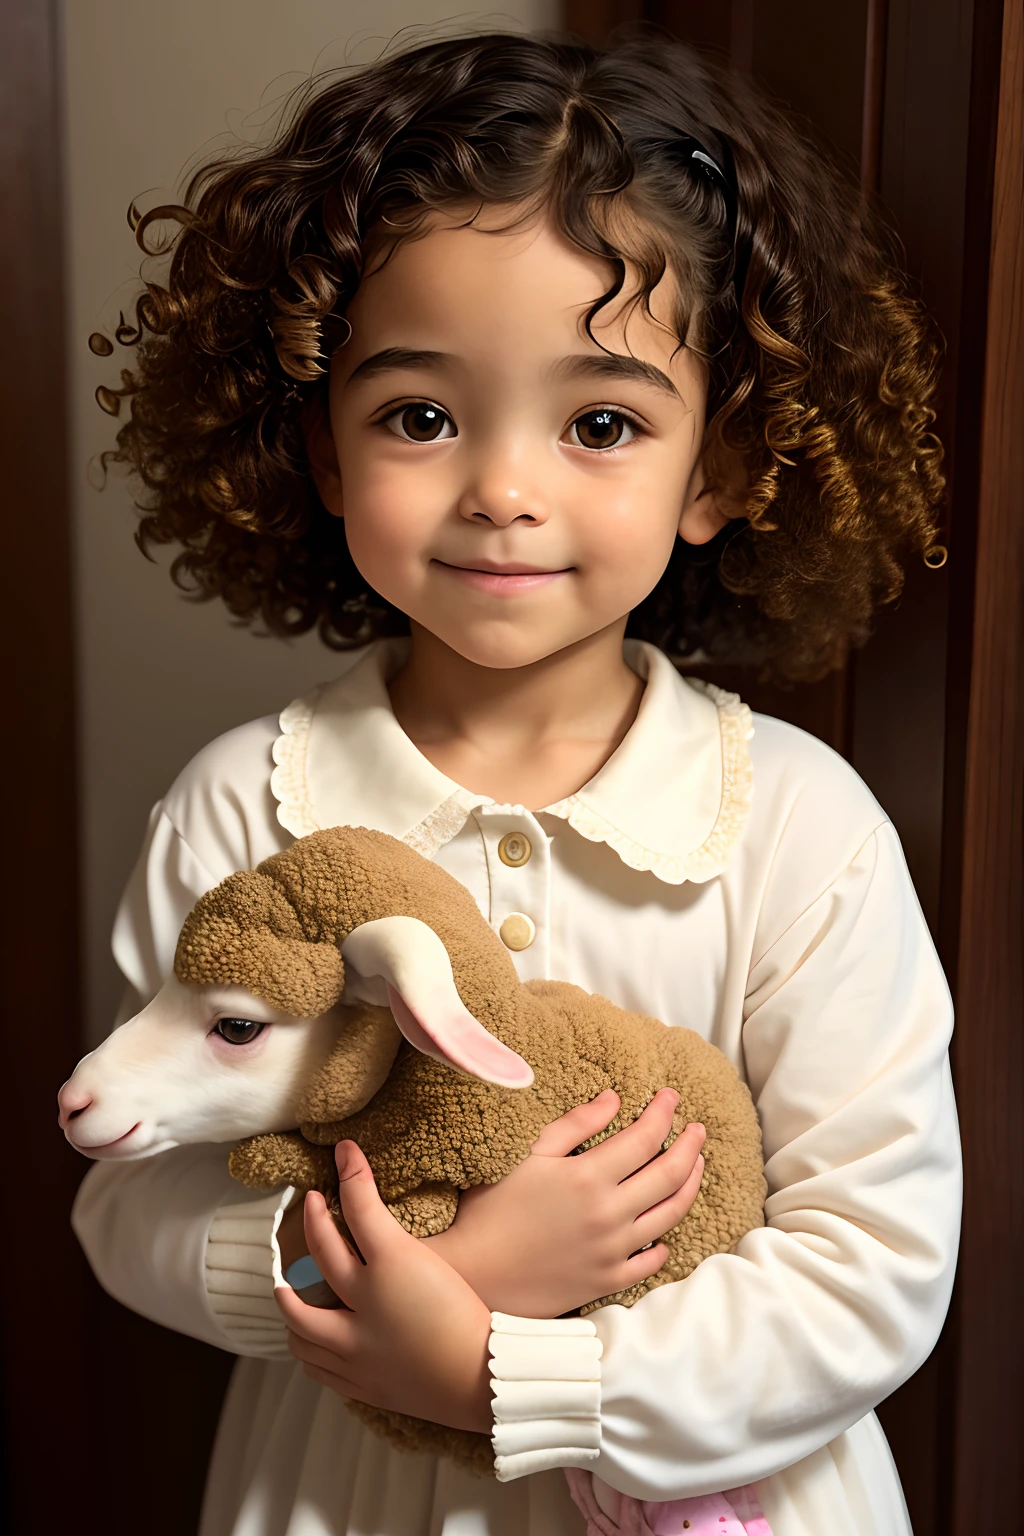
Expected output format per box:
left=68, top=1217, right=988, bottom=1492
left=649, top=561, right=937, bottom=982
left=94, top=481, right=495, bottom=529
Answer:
left=387, top=621, right=645, bottom=809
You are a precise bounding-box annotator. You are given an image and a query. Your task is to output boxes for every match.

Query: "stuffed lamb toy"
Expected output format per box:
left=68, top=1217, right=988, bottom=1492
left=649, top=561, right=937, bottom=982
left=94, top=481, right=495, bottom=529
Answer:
left=61, top=826, right=765, bottom=1473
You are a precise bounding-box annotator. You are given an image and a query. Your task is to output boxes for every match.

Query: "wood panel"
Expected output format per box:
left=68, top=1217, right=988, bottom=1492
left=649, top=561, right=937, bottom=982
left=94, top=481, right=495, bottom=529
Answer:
left=0, top=5, right=237, bottom=1532
left=949, top=0, right=1023, bottom=1519
left=751, top=0, right=870, bottom=167
left=850, top=0, right=977, bottom=930
left=863, top=1, right=1006, bottom=1521
left=0, top=2, right=90, bottom=1530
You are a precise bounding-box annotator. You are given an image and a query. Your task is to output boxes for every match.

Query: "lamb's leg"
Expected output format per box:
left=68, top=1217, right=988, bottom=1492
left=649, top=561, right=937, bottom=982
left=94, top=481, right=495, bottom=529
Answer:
left=229, top=1131, right=336, bottom=1195
left=385, top=1182, right=459, bottom=1238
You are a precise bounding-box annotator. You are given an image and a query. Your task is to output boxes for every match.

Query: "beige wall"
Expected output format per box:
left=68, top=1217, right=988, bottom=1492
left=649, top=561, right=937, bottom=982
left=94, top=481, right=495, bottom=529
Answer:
left=64, top=0, right=557, bottom=1045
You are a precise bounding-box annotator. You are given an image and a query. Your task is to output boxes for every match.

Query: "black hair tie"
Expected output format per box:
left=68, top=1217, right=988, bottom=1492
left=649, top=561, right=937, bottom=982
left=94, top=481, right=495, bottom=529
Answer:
left=691, top=146, right=725, bottom=180
left=680, top=137, right=736, bottom=229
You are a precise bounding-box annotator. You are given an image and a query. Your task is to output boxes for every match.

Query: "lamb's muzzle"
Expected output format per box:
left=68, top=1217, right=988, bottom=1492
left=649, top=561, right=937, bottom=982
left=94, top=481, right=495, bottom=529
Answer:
left=58, top=976, right=351, bottom=1160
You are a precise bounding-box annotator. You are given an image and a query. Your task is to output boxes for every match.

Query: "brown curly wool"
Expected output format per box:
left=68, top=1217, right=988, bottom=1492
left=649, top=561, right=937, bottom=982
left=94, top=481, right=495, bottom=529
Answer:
left=177, top=826, right=766, bottom=1477
left=175, top=866, right=345, bottom=1017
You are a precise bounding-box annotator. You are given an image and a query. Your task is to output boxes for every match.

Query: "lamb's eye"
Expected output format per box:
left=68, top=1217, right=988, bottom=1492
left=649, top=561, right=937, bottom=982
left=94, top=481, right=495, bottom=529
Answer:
left=214, top=1018, right=266, bottom=1046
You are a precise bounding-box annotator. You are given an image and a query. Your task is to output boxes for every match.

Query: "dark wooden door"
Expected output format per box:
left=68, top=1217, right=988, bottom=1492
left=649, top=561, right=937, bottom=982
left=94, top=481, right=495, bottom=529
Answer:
left=563, top=3, right=1023, bottom=1532
left=0, top=6, right=235, bottom=1533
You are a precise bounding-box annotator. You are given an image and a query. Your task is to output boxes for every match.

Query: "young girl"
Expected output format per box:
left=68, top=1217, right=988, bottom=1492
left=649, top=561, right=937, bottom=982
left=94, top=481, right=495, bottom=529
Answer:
left=72, top=30, right=960, bottom=1536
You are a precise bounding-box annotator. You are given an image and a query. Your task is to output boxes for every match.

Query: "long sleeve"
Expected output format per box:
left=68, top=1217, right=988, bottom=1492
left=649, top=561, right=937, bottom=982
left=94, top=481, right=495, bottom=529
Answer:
left=587, top=821, right=960, bottom=1501
left=489, top=1314, right=603, bottom=1481
left=72, top=1142, right=290, bottom=1354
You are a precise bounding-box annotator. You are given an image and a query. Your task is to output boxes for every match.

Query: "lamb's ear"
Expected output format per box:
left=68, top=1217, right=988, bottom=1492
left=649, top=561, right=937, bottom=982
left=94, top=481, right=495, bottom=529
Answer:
left=340, top=917, right=533, bottom=1088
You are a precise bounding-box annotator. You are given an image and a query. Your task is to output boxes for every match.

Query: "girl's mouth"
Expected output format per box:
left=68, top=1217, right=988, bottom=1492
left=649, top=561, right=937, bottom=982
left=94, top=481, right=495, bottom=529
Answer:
left=435, top=560, right=570, bottom=595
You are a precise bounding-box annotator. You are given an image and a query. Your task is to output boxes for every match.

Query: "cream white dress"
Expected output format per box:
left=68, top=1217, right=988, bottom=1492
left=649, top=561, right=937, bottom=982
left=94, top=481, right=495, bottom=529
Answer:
left=72, top=640, right=960, bottom=1536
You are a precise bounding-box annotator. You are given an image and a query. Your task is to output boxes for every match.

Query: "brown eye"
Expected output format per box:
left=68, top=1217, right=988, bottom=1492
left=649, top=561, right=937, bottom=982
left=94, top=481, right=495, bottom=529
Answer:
left=570, top=409, right=635, bottom=451
left=389, top=403, right=455, bottom=443
left=214, top=1018, right=266, bottom=1046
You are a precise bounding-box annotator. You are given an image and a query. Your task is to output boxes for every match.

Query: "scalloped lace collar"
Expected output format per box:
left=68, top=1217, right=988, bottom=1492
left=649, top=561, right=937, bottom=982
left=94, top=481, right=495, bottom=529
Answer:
left=271, top=638, right=753, bottom=887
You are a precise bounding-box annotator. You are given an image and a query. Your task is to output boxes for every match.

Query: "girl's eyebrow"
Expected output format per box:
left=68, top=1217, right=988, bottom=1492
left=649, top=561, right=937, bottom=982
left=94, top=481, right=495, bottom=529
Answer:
left=554, top=353, right=681, bottom=401
left=345, top=347, right=452, bottom=385
left=344, top=345, right=681, bottom=401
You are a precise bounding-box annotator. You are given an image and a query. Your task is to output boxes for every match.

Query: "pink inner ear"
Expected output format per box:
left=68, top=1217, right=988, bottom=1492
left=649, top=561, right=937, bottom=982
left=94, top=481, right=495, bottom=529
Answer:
left=386, top=984, right=534, bottom=1088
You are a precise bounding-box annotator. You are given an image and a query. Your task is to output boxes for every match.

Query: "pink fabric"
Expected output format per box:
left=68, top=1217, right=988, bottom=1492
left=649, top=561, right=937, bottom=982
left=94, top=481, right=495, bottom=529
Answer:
left=565, top=1469, right=772, bottom=1536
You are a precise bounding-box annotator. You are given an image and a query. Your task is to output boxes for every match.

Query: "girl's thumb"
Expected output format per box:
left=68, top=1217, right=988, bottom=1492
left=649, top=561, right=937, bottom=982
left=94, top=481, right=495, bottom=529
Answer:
left=334, top=1140, right=395, bottom=1253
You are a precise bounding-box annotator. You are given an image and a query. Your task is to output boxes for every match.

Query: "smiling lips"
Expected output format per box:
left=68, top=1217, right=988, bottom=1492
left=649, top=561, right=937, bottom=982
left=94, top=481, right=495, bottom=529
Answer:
left=437, top=559, right=569, bottom=595
left=69, top=1121, right=142, bottom=1156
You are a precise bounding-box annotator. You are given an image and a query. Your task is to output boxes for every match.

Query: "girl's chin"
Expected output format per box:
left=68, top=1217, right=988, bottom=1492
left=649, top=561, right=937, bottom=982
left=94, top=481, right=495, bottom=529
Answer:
left=423, top=624, right=591, bottom=671
left=397, top=591, right=635, bottom=670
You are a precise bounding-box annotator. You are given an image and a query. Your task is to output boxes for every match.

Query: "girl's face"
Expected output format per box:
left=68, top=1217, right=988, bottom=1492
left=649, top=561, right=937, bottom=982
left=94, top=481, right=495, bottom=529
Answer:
left=310, top=212, right=724, bottom=671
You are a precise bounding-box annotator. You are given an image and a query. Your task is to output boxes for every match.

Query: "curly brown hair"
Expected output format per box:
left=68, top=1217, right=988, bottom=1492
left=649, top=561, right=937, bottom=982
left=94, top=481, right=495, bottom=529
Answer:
left=95, top=30, right=945, bottom=681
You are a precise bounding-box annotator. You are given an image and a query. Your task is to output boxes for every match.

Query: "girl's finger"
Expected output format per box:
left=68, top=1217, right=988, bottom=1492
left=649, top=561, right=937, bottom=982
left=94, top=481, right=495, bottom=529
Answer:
left=614, top=1240, right=671, bottom=1291
left=584, top=1089, right=681, bottom=1181
left=302, top=1190, right=362, bottom=1301
left=332, top=1141, right=405, bottom=1263
left=287, top=1331, right=354, bottom=1377
left=275, top=1279, right=357, bottom=1349
left=531, top=1090, right=621, bottom=1157
left=628, top=1155, right=705, bottom=1251
left=616, top=1122, right=706, bottom=1218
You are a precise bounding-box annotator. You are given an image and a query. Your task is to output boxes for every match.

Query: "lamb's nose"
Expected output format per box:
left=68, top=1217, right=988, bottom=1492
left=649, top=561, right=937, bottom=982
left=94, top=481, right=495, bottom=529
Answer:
left=58, top=1082, right=93, bottom=1130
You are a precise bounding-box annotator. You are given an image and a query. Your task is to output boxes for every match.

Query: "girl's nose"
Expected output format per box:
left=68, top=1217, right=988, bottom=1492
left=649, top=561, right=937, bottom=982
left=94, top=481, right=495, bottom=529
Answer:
left=57, top=1081, right=94, bottom=1130
left=457, top=466, right=549, bottom=528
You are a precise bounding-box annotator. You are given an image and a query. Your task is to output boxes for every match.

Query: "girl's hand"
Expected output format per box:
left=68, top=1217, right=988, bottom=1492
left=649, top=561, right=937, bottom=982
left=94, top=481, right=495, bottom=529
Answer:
left=276, top=1142, right=493, bottom=1432
left=426, top=1088, right=705, bottom=1318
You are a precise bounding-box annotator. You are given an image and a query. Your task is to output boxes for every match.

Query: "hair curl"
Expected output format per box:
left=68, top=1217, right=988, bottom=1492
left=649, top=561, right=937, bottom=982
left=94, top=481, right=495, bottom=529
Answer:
left=96, top=30, right=945, bottom=681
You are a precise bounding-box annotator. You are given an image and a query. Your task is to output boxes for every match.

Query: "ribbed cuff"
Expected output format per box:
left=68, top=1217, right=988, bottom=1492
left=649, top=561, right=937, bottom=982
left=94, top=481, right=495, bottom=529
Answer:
left=489, top=1312, right=602, bottom=1481
left=204, top=1186, right=295, bottom=1359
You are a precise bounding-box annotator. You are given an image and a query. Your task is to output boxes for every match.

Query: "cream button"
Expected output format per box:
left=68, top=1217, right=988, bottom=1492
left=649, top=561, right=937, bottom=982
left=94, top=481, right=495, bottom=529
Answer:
left=499, top=912, right=536, bottom=951
left=497, top=831, right=532, bottom=868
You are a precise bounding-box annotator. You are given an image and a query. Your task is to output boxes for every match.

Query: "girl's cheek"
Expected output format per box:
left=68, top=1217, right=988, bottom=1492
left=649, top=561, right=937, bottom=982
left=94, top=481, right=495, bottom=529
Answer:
left=342, top=487, right=444, bottom=608
left=346, top=457, right=429, bottom=526
left=569, top=473, right=683, bottom=574
left=350, top=450, right=454, bottom=532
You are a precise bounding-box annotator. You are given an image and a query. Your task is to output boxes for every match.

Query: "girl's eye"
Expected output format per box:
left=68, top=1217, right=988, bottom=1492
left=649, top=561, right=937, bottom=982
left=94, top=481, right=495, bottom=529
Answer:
left=568, top=409, right=637, bottom=451
left=213, top=1018, right=266, bottom=1046
left=385, top=403, right=457, bottom=443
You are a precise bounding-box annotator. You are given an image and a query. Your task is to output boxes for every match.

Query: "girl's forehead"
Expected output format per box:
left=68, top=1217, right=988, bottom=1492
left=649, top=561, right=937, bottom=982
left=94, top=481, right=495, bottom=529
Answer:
left=341, top=212, right=687, bottom=375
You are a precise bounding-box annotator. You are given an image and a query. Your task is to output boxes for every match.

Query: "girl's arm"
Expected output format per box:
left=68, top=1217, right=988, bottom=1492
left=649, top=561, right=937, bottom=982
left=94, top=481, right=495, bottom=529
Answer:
left=550, top=820, right=959, bottom=1500
left=72, top=793, right=294, bottom=1361
left=72, top=1141, right=293, bottom=1356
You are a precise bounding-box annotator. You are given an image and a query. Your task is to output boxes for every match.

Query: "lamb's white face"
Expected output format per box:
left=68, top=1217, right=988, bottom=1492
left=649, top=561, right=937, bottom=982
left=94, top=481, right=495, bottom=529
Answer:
left=57, top=974, right=345, bottom=1160
left=57, top=914, right=534, bottom=1163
